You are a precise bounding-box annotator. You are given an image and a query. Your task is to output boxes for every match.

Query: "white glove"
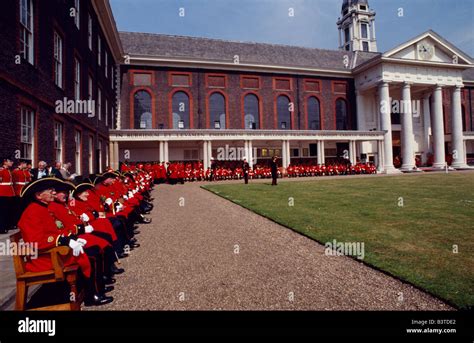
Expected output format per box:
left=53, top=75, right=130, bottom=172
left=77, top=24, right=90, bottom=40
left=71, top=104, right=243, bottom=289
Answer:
left=105, top=198, right=113, bottom=205
left=123, top=195, right=129, bottom=200
left=85, top=225, right=94, bottom=233
left=128, top=191, right=134, bottom=198
left=80, top=213, right=90, bottom=223
left=69, top=239, right=85, bottom=257
left=116, top=203, right=124, bottom=212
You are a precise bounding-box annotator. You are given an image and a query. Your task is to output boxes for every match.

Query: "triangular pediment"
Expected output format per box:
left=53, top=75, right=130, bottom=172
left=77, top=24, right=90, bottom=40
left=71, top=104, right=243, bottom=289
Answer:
left=383, top=30, right=473, bottom=65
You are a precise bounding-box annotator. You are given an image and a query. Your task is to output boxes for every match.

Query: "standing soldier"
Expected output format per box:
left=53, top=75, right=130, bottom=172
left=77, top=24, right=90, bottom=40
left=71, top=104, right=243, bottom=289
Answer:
left=12, top=159, right=31, bottom=227
left=242, top=159, right=250, bottom=184
left=0, top=157, right=16, bottom=233
left=270, top=156, right=279, bottom=186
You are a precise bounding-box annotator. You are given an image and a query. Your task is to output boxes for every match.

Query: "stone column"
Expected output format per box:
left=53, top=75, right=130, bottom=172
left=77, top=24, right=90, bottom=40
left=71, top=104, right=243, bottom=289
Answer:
left=432, top=85, right=446, bottom=168
left=164, top=141, right=169, bottom=163
left=422, top=94, right=432, bottom=164
left=203, top=141, right=208, bottom=170
left=159, top=141, right=164, bottom=163
left=451, top=86, right=467, bottom=168
left=248, top=140, right=254, bottom=168
left=244, top=140, right=249, bottom=161
left=207, top=140, right=212, bottom=166
left=282, top=140, right=287, bottom=168
left=401, top=83, right=415, bottom=170
left=379, top=82, right=395, bottom=172
left=286, top=140, right=291, bottom=168
left=377, top=139, right=384, bottom=172
left=320, top=141, right=325, bottom=165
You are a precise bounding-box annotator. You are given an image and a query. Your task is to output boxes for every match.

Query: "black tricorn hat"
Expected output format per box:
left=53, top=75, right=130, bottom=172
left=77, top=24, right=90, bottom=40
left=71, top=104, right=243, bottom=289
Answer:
left=20, top=177, right=63, bottom=203
left=54, top=181, right=75, bottom=193
left=72, top=183, right=95, bottom=198
left=93, top=171, right=120, bottom=185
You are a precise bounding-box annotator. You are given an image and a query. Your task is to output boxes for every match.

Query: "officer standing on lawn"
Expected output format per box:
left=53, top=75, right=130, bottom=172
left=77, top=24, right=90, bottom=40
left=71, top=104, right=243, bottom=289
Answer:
left=242, top=158, right=250, bottom=184
left=270, top=156, right=279, bottom=186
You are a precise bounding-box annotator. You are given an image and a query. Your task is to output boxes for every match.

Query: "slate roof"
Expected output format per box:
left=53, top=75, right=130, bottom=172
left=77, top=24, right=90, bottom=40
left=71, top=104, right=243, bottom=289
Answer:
left=462, top=68, right=474, bottom=81
left=119, top=31, right=380, bottom=72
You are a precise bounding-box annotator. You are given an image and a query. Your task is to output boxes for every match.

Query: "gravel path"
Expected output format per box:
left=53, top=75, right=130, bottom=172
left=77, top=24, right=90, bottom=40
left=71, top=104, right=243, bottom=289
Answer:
left=91, top=182, right=453, bottom=310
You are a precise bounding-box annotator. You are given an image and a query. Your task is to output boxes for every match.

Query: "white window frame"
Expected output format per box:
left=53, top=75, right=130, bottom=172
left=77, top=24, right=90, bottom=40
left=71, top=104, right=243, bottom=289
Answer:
left=105, top=50, right=108, bottom=78
left=74, top=58, right=81, bottom=100
left=74, top=0, right=80, bottom=29
left=54, top=122, right=64, bottom=164
left=98, top=139, right=103, bottom=173
left=53, top=32, right=63, bottom=88
left=20, top=106, right=35, bottom=165
left=105, top=98, right=108, bottom=126
left=88, top=14, right=92, bottom=50
left=97, top=36, right=102, bottom=66
left=360, top=22, right=369, bottom=40
left=88, top=136, right=94, bottom=174
left=97, top=87, right=102, bottom=121
left=20, top=0, right=34, bottom=65
left=88, top=75, right=93, bottom=101
left=75, top=130, right=82, bottom=175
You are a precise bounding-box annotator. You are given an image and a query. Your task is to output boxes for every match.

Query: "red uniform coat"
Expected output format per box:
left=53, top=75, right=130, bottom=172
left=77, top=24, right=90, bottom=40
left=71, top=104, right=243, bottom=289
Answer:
left=69, top=199, right=118, bottom=241
left=12, top=168, right=31, bottom=196
left=17, top=202, right=91, bottom=277
left=0, top=168, right=15, bottom=197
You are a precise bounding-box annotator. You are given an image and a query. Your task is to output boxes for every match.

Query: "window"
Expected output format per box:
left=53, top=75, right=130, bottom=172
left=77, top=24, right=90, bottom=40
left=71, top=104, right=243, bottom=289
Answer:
left=97, top=88, right=102, bottom=121
left=88, top=136, right=94, bottom=174
left=88, top=75, right=93, bottom=101
left=171, top=73, right=190, bottom=87
left=241, top=76, right=260, bottom=89
left=54, top=122, right=63, bottom=163
left=361, top=23, right=369, bottom=39
left=75, top=130, right=81, bottom=175
left=20, top=0, right=34, bottom=64
left=111, top=65, right=115, bottom=88
left=74, top=58, right=81, bottom=100
left=307, top=97, right=321, bottom=130
left=172, top=91, right=190, bottom=129
left=277, top=95, right=292, bottom=130
left=20, top=107, right=35, bottom=164
left=336, top=98, right=348, bottom=130
left=360, top=5, right=367, bottom=11
left=98, top=139, right=103, bottom=173
left=53, top=32, right=63, bottom=88
left=244, top=94, right=259, bottom=129
left=88, top=14, right=92, bottom=50
left=344, top=27, right=350, bottom=44
left=304, top=80, right=320, bottom=92
left=74, top=0, right=80, bottom=29
left=133, top=73, right=152, bottom=86
left=134, top=91, right=152, bottom=129
left=209, top=92, right=226, bottom=129
left=105, top=98, right=108, bottom=126
left=97, top=36, right=101, bottom=66
left=274, top=78, right=291, bottom=91
left=111, top=104, right=115, bottom=130
left=105, top=51, right=108, bottom=78
left=207, top=75, right=226, bottom=88
left=362, top=42, right=369, bottom=52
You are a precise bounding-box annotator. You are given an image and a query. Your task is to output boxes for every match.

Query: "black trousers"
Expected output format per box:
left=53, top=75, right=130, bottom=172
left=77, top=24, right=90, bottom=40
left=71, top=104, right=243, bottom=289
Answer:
left=272, top=176, right=277, bottom=186
left=244, top=173, right=248, bottom=184
left=0, top=196, right=15, bottom=232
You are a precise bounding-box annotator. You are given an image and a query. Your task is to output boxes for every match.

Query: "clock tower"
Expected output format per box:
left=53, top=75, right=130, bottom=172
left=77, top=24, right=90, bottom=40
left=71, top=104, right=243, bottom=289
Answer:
left=337, top=0, right=378, bottom=53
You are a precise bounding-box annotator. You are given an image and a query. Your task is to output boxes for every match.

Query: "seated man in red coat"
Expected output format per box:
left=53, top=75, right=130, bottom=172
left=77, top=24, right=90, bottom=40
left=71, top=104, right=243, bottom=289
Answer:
left=17, top=178, right=112, bottom=306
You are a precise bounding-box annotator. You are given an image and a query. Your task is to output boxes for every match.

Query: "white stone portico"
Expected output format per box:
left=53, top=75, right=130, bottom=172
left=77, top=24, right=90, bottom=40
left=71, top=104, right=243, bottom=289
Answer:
left=354, top=31, right=474, bottom=172
left=108, top=129, right=384, bottom=171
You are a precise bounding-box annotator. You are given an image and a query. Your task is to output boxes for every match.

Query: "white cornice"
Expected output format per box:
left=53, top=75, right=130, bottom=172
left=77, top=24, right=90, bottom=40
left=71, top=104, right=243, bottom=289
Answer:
left=124, top=55, right=354, bottom=77
left=92, top=0, right=124, bottom=63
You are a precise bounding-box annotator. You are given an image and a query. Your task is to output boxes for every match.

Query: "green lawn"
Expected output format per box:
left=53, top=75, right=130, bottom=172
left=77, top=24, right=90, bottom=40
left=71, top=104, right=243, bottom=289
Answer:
left=203, top=173, right=474, bottom=309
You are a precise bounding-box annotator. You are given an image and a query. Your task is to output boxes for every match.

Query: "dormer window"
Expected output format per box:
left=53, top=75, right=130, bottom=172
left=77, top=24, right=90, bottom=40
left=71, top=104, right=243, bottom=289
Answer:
left=344, top=27, right=350, bottom=43
left=360, top=5, right=367, bottom=11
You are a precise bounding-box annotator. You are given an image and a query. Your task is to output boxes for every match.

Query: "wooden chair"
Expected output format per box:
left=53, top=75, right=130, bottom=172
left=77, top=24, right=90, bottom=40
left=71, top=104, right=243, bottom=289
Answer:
left=10, top=232, right=84, bottom=311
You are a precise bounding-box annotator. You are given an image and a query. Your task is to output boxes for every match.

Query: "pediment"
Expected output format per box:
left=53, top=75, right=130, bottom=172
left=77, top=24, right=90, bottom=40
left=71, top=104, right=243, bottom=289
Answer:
left=383, top=30, right=472, bottom=65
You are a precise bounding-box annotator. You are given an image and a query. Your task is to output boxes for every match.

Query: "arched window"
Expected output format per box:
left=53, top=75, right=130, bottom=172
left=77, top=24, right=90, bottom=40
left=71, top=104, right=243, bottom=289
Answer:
left=210, top=92, right=226, bottom=129
left=307, top=97, right=321, bottom=130
left=277, top=95, right=291, bottom=130
left=244, top=94, right=259, bottom=129
left=134, top=90, right=152, bottom=129
left=172, top=91, right=190, bottom=129
left=336, top=98, right=348, bottom=130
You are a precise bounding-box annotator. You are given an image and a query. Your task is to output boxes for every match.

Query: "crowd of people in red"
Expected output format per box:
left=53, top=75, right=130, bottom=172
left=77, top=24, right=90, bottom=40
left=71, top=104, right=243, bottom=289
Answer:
left=120, top=159, right=378, bottom=184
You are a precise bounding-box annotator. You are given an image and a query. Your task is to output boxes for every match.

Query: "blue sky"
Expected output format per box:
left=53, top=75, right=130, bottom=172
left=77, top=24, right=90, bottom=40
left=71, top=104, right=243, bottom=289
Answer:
left=110, top=0, right=474, bottom=56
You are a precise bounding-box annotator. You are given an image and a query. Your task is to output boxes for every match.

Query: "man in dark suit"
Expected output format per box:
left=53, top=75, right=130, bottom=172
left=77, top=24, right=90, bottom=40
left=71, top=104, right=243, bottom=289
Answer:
left=242, top=159, right=250, bottom=184
left=271, top=156, right=279, bottom=186
left=30, top=161, right=49, bottom=181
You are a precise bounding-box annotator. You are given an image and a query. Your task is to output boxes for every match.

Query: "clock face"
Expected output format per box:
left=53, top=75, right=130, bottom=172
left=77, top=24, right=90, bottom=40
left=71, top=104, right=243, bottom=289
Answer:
left=418, top=42, right=434, bottom=60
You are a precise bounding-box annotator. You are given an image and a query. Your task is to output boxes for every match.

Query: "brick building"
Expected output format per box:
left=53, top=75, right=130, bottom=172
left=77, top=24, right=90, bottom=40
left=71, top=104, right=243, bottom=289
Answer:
left=0, top=0, right=122, bottom=174
left=110, top=0, right=474, bottom=172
